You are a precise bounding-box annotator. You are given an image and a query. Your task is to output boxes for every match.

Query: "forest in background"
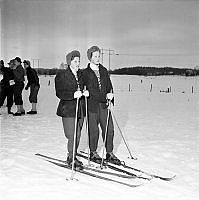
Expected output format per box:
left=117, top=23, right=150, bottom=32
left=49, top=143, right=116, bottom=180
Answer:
left=35, top=66, right=199, bottom=76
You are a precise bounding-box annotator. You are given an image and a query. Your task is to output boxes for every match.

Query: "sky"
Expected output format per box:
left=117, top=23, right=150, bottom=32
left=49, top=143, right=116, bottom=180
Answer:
left=0, top=0, right=199, bottom=69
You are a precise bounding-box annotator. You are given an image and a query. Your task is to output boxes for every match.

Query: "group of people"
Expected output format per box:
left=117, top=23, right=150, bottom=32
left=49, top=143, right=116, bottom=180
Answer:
left=55, top=46, right=121, bottom=169
left=0, top=57, right=40, bottom=116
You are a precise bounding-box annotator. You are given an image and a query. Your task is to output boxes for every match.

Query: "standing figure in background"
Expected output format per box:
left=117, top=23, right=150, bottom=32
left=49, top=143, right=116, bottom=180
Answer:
left=24, top=60, right=40, bottom=114
left=55, top=50, right=88, bottom=169
left=0, top=60, right=14, bottom=114
left=82, top=46, right=121, bottom=165
left=12, top=57, right=25, bottom=116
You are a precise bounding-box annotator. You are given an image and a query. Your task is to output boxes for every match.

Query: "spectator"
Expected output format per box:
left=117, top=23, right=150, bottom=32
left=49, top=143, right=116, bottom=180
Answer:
left=0, top=60, right=14, bottom=114
left=12, top=57, right=25, bottom=116
left=23, top=60, right=40, bottom=114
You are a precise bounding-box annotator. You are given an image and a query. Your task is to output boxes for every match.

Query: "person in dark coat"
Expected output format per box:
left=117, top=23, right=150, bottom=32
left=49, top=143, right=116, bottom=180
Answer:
left=55, top=50, right=88, bottom=169
left=23, top=60, right=40, bottom=114
left=12, top=57, right=26, bottom=116
left=82, top=46, right=121, bottom=165
left=0, top=60, right=14, bottom=114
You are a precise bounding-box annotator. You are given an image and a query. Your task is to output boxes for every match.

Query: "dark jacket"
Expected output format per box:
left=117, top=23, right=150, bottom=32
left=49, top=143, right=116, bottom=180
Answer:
left=0, top=66, right=14, bottom=87
left=55, top=67, right=84, bottom=118
left=13, top=65, right=25, bottom=85
left=82, top=63, right=113, bottom=113
left=25, top=66, right=40, bottom=89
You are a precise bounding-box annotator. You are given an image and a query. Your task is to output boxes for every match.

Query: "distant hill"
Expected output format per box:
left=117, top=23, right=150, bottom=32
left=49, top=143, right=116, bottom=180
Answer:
left=110, top=66, right=199, bottom=76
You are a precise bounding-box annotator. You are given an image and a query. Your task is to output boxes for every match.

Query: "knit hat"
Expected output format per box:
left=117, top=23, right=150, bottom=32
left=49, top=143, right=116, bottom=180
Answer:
left=23, top=60, right=31, bottom=66
left=15, top=57, right=22, bottom=63
left=66, top=50, right=80, bottom=66
left=87, top=46, right=100, bottom=61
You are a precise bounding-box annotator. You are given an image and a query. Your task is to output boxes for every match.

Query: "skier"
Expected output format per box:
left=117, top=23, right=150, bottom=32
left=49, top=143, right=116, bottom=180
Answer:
left=23, top=60, right=40, bottom=114
left=55, top=50, right=88, bottom=169
left=82, top=46, right=121, bottom=165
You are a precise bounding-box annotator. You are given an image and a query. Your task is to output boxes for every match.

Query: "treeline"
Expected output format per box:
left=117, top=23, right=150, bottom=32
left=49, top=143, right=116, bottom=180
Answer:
left=34, top=66, right=199, bottom=76
left=35, top=68, right=59, bottom=76
left=110, top=66, right=199, bottom=76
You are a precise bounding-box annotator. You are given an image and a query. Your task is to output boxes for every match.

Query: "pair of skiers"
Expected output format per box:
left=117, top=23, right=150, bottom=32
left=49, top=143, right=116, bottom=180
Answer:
left=55, top=46, right=121, bottom=169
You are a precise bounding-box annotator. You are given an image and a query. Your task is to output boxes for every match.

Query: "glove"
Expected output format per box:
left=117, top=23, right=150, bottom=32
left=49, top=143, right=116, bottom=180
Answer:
left=83, top=90, right=89, bottom=97
left=74, top=90, right=82, bottom=99
left=9, top=80, right=15, bottom=86
left=106, top=93, right=114, bottom=101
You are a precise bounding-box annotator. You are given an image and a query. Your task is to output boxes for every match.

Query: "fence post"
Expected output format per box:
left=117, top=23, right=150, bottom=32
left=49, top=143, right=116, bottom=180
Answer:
left=150, top=84, right=153, bottom=92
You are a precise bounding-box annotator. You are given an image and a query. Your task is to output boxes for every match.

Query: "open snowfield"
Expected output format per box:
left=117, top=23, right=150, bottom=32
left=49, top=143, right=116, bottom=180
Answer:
left=0, top=75, right=199, bottom=200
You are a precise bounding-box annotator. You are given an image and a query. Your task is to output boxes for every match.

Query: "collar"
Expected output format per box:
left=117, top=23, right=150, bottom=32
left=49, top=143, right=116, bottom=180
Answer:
left=69, top=66, right=78, bottom=77
left=26, top=66, right=31, bottom=70
left=90, top=62, right=99, bottom=71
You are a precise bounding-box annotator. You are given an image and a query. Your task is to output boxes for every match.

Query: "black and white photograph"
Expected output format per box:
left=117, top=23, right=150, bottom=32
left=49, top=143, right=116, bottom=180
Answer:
left=0, top=0, right=198, bottom=199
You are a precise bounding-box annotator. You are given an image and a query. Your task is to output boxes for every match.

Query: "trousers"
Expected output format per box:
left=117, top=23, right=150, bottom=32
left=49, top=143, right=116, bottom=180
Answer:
left=88, top=104, right=114, bottom=153
left=62, top=117, right=84, bottom=157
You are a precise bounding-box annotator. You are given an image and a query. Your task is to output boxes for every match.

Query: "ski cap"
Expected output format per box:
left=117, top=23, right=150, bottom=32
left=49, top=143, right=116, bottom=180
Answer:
left=66, top=50, right=80, bottom=66
left=87, top=46, right=100, bottom=61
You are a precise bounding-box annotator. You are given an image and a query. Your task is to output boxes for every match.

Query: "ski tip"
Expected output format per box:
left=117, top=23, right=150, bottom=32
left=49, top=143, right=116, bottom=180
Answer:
left=167, top=174, right=176, bottom=181
left=155, top=174, right=176, bottom=181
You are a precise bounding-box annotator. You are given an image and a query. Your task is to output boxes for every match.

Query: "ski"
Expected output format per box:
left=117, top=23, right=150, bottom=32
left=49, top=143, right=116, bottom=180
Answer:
left=79, top=151, right=176, bottom=181
left=36, top=153, right=136, bottom=179
left=117, top=163, right=176, bottom=181
left=77, top=153, right=151, bottom=180
left=35, top=154, right=142, bottom=188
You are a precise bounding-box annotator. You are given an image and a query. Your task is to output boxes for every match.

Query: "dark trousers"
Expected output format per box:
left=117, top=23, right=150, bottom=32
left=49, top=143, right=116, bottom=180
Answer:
left=62, top=117, right=84, bottom=158
left=29, top=84, right=40, bottom=103
left=0, top=85, right=14, bottom=108
left=88, top=104, right=114, bottom=153
left=13, top=83, right=24, bottom=105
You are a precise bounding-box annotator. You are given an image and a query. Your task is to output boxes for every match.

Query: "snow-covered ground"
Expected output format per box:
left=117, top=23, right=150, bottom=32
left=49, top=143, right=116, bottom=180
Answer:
left=0, top=75, right=199, bottom=200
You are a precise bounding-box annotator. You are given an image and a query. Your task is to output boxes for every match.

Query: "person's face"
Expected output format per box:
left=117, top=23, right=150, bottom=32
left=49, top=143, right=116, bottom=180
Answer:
left=23, top=63, right=28, bottom=69
left=9, top=63, right=14, bottom=69
left=15, top=60, right=20, bottom=66
left=70, top=57, right=80, bottom=71
left=91, top=51, right=100, bottom=65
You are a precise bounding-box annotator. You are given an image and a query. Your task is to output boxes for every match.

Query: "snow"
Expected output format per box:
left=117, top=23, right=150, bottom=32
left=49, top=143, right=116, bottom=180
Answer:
left=0, top=75, right=199, bottom=200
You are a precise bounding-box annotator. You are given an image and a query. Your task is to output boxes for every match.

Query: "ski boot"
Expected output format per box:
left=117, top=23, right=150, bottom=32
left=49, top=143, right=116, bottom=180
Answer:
left=90, top=151, right=102, bottom=164
left=106, top=152, right=121, bottom=165
left=66, top=156, right=83, bottom=170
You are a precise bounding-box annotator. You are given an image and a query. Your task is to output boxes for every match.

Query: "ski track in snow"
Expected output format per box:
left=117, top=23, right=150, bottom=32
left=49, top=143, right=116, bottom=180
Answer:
left=0, top=75, right=199, bottom=200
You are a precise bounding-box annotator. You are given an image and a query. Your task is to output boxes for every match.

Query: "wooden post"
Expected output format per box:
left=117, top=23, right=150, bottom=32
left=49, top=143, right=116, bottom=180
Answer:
left=150, top=84, right=152, bottom=92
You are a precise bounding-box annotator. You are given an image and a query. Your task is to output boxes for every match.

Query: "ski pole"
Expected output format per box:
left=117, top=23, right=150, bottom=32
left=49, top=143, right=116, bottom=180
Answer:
left=84, top=86, right=91, bottom=166
left=100, top=100, right=111, bottom=169
left=111, top=110, right=137, bottom=160
left=70, top=92, right=80, bottom=180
